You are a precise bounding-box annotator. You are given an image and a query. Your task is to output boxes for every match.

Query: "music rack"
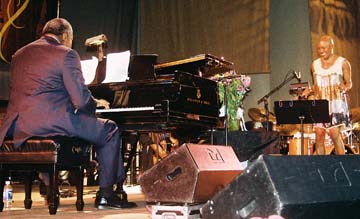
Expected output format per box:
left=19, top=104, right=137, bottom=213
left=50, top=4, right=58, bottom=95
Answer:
left=274, top=100, right=330, bottom=155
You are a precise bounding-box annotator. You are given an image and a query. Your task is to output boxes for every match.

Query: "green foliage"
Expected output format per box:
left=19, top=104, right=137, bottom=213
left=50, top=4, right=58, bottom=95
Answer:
left=218, top=75, right=250, bottom=131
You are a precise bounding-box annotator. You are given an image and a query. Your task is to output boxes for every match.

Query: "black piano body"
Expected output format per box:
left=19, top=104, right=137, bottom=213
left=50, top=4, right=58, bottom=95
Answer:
left=88, top=71, right=220, bottom=133
left=88, top=55, right=226, bottom=178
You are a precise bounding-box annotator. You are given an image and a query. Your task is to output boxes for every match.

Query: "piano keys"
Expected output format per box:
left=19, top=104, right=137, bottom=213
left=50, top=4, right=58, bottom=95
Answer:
left=96, top=106, right=155, bottom=113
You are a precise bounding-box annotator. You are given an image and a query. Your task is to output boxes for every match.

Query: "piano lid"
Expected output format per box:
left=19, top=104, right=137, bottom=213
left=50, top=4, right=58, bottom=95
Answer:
left=154, top=54, right=233, bottom=78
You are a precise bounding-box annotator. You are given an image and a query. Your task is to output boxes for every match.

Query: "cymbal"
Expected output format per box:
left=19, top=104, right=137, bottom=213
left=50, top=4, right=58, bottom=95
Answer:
left=350, top=107, right=360, bottom=123
left=248, top=108, right=276, bottom=123
left=353, top=122, right=360, bottom=131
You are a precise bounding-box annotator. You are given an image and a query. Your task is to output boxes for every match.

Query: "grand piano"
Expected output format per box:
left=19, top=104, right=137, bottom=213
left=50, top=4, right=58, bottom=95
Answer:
left=88, top=54, right=233, bottom=134
left=88, top=54, right=233, bottom=181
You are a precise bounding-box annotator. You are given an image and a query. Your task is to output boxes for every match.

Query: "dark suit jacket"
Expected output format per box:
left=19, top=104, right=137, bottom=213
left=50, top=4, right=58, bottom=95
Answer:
left=0, top=36, right=96, bottom=147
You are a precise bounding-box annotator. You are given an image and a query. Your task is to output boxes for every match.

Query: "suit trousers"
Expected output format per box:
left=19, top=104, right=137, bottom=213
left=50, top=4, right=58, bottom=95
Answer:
left=62, top=113, right=124, bottom=189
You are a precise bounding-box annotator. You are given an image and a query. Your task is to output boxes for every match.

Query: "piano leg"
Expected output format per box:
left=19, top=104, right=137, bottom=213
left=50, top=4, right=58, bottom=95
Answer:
left=121, top=132, right=139, bottom=185
left=120, top=132, right=164, bottom=184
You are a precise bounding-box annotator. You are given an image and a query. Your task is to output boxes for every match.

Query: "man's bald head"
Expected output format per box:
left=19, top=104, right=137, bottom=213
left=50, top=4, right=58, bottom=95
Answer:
left=42, top=18, right=73, bottom=48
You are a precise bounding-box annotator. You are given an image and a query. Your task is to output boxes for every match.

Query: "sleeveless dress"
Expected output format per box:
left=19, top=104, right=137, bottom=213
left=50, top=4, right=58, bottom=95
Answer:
left=313, top=56, right=350, bottom=129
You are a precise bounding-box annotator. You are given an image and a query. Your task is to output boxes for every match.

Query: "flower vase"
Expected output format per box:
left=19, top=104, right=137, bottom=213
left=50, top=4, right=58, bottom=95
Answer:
left=228, top=117, right=240, bottom=131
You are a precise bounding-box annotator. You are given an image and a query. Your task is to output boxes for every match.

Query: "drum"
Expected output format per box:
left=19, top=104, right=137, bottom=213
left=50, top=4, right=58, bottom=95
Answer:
left=288, top=137, right=314, bottom=155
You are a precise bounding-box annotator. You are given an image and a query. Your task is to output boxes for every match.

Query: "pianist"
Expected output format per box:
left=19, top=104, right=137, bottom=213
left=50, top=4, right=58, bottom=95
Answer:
left=0, top=18, right=135, bottom=209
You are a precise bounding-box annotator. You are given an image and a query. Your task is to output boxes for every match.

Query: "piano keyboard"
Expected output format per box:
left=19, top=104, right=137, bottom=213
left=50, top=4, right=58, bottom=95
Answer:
left=96, top=106, right=155, bottom=113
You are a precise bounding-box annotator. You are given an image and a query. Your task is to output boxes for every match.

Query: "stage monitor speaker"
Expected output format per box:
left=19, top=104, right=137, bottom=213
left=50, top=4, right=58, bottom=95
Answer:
left=138, top=143, right=244, bottom=203
left=212, top=130, right=280, bottom=162
left=201, top=155, right=360, bottom=219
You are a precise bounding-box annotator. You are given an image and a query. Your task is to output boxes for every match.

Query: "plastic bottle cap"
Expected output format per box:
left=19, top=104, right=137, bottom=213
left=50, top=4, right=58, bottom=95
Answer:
left=5, top=181, right=10, bottom=185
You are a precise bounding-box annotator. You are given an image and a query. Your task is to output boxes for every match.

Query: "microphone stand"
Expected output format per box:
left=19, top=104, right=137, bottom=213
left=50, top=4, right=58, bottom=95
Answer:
left=224, top=83, right=229, bottom=146
left=257, top=70, right=298, bottom=130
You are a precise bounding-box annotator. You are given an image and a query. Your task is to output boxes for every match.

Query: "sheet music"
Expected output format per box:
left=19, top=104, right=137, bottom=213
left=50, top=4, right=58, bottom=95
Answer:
left=80, top=56, right=98, bottom=84
left=102, top=50, right=130, bottom=83
left=80, top=50, right=130, bottom=84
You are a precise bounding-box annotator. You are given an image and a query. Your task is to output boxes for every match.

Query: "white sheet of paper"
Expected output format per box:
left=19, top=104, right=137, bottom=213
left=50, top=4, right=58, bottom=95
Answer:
left=102, top=50, right=130, bottom=83
left=80, top=56, right=98, bottom=85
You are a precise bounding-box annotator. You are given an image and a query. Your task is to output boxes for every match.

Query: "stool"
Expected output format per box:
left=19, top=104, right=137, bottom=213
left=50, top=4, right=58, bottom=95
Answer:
left=0, top=136, right=91, bottom=214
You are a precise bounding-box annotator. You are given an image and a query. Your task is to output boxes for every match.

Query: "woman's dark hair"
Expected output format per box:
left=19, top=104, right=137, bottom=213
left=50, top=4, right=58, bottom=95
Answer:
left=42, top=18, right=72, bottom=37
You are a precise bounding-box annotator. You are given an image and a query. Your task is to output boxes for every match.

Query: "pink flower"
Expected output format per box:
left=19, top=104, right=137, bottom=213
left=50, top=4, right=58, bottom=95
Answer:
left=225, top=78, right=233, bottom=84
left=241, top=76, right=251, bottom=87
left=237, top=85, right=245, bottom=92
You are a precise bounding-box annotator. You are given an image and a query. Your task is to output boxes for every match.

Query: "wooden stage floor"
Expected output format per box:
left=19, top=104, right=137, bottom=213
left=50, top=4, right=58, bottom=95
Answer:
left=1, top=183, right=151, bottom=219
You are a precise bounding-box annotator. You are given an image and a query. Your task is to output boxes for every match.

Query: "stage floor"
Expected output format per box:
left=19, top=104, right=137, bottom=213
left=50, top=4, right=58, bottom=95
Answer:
left=1, top=183, right=150, bottom=219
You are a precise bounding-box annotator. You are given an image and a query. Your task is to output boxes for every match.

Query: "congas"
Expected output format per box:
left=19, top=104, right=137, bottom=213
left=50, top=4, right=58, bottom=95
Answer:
left=288, top=137, right=314, bottom=155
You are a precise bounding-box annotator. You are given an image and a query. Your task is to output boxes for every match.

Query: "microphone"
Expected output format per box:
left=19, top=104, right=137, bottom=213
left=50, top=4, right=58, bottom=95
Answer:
left=293, top=71, right=301, bottom=82
left=85, top=34, right=108, bottom=46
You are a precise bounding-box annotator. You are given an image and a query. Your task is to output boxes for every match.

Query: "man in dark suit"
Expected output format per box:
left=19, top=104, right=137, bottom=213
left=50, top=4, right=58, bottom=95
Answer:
left=0, top=18, right=135, bottom=209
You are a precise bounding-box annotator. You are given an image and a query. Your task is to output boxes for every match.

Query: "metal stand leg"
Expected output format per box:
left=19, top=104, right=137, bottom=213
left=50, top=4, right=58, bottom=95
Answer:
left=223, top=85, right=228, bottom=146
left=299, top=116, right=305, bottom=155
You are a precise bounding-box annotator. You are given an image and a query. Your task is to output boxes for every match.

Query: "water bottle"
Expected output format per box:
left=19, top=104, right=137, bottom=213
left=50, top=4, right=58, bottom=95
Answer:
left=3, top=180, right=13, bottom=209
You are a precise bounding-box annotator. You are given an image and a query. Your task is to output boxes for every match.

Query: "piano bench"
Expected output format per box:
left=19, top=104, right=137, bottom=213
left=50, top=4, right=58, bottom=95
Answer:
left=0, top=136, right=91, bottom=215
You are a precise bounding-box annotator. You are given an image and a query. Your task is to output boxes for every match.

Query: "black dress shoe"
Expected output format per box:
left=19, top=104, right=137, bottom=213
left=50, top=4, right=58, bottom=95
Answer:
left=115, top=189, right=138, bottom=208
left=95, top=193, right=137, bottom=209
left=114, top=189, right=128, bottom=201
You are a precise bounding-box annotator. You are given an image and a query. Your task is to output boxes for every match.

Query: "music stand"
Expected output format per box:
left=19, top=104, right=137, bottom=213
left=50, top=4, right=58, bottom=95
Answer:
left=274, top=100, right=330, bottom=155
left=128, top=54, right=158, bottom=81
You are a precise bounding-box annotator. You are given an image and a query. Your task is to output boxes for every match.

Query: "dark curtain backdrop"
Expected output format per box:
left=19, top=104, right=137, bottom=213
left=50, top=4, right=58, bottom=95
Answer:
left=139, top=0, right=270, bottom=75
left=0, top=0, right=56, bottom=100
left=60, top=0, right=138, bottom=60
left=0, top=0, right=55, bottom=64
left=0, top=0, right=138, bottom=100
left=309, top=0, right=360, bottom=108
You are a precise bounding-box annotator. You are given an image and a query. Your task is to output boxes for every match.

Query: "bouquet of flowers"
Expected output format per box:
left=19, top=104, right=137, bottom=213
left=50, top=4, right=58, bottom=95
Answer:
left=211, top=71, right=251, bottom=131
